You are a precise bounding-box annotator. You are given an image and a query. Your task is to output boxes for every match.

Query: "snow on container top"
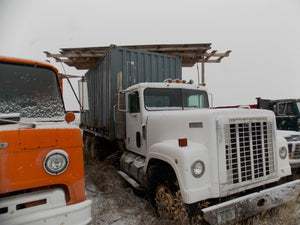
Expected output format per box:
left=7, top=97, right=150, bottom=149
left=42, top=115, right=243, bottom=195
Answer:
left=80, top=46, right=182, bottom=140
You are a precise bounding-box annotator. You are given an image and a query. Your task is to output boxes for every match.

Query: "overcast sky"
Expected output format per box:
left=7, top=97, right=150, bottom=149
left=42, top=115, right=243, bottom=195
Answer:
left=1, top=0, right=300, bottom=110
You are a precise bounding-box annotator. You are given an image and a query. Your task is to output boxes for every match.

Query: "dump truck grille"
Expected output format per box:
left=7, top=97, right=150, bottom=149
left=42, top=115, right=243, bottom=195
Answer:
left=224, top=120, right=275, bottom=184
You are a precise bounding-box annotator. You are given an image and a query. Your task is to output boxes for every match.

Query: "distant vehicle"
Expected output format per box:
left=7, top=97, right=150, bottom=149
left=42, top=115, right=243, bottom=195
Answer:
left=257, top=98, right=300, bottom=131
left=277, top=130, right=300, bottom=169
left=78, top=46, right=300, bottom=224
left=0, top=56, right=91, bottom=225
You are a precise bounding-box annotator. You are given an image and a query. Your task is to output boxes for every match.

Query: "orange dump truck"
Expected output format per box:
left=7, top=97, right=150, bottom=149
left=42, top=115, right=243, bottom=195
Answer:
left=0, top=56, right=91, bottom=225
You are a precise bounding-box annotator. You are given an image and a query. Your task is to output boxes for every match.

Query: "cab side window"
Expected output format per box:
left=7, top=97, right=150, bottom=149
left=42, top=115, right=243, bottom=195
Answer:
left=275, top=102, right=295, bottom=116
left=286, top=103, right=295, bottom=116
left=129, top=91, right=140, bottom=113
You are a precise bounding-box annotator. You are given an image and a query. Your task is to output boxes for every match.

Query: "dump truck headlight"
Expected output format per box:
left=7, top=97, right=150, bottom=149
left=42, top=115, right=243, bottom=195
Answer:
left=43, top=150, right=69, bottom=175
left=191, top=160, right=205, bottom=178
left=279, top=146, right=288, bottom=159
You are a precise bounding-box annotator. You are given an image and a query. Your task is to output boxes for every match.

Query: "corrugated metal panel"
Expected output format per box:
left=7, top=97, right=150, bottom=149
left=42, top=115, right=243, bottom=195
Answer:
left=81, top=46, right=182, bottom=140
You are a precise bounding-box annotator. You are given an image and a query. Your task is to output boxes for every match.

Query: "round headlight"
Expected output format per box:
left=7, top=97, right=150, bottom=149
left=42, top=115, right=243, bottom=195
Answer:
left=191, top=160, right=205, bottom=178
left=43, top=150, right=69, bottom=175
left=279, top=146, right=288, bottom=159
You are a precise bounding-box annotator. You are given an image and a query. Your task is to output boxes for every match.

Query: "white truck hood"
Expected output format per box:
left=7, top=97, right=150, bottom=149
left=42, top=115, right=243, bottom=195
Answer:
left=146, top=108, right=275, bottom=147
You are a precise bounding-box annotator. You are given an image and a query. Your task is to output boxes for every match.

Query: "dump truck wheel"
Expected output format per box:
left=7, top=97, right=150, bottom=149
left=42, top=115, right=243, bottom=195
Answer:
left=83, top=132, right=91, bottom=151
left=90, top=139, right=101, bottom=159
left=155, top=184, right=175, bottom=219
left=147, top=163, right=190, bottom=222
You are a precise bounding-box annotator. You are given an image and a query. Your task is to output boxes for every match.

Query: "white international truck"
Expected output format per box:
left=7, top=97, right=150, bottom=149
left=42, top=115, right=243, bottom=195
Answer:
left=114, top=80, right=300, bottom=224
left=46, top=44, right=300, bottom=224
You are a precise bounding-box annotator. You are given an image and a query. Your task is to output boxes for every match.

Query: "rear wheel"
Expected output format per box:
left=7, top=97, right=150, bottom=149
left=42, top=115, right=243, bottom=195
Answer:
left=82, top=131, right=91, bottom=152
left=90, top=140, right=100, bottom=159
left=82, top=132, right=93, bottom=161
left=84, top=134, right=112, bottom=161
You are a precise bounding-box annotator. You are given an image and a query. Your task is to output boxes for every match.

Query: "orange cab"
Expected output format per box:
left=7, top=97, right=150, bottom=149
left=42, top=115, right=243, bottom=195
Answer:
left=0, top=56, right=91, bottom=225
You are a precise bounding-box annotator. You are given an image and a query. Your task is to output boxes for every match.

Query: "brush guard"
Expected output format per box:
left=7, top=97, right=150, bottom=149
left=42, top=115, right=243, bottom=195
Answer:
left=202, top=179, right=300, bottom=225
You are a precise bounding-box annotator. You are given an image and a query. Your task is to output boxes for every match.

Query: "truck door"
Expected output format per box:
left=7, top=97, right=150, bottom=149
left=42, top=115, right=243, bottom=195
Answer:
left=126, top=91, right=144, bottom=153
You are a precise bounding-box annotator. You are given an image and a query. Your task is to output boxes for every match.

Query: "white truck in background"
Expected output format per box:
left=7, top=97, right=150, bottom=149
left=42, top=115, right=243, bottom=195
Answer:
left=277, top=130, right=300, bottom=169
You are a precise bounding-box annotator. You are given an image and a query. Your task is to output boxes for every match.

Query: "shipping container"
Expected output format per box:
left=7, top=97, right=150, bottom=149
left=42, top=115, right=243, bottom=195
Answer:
left=80, top=46, right=182, bottom=140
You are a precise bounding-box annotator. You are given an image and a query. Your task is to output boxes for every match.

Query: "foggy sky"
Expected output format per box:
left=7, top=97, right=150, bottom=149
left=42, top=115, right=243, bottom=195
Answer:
left=1, top=0, right=300, bottom=110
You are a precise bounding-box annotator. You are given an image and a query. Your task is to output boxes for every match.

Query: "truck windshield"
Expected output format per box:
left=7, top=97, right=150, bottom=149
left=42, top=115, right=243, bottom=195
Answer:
left=0, top=62, right=65, bottom=122
left=144, top=88, right=209, bottom=111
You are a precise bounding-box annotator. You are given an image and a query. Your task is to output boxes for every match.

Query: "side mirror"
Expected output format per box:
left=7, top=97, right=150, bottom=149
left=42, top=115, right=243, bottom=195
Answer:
left=117, top=91, right=126, bottom=112
left=78, top=78, right=89, bottom=111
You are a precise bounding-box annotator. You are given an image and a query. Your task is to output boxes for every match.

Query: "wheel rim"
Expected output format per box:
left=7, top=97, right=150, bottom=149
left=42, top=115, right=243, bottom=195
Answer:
left=155, top=184, right=175, bottom=219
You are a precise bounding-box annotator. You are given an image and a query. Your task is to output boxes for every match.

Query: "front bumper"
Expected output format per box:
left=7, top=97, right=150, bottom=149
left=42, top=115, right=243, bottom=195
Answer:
left=202, top=179, right=300, bottom=225
left=0, top=188, right=92, bottom=225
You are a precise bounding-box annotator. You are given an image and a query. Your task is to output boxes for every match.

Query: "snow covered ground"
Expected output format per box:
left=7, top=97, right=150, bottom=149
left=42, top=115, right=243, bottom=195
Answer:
left=84, top=155, right=172, bottom=225
left=84, top=153, right=300, bottom=225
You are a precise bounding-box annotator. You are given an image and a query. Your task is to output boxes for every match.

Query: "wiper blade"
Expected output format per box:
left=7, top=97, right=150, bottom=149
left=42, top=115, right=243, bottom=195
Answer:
left=0, top=118, right=36, bottom=128
left=0, top=114, right=36, bottom=128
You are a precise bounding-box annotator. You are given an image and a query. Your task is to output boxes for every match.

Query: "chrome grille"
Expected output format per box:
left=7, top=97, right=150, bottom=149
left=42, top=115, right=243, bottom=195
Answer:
left=293, top=144, right=300, bottom=159
left=225, top=120, right=274, bottom=184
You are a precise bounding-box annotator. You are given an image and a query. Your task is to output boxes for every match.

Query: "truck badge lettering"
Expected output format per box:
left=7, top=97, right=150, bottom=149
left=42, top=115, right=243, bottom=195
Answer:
left=189, top=122, right=203, bottom=128
left=0, top=143, right=8, bottom=149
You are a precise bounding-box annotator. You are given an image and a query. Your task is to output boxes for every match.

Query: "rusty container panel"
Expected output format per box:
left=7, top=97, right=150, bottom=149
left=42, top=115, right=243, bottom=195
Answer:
left=81, top=46, right=182, bottom=140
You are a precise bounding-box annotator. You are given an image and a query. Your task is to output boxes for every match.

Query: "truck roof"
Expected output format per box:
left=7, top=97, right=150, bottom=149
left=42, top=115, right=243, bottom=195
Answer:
left=0, top=56, right=59, bottom=74
left=269, top=99, right=300, bottom=103
left=44, top=44, right=231, bottom=70
left=124, top=82, right=208, bottom=92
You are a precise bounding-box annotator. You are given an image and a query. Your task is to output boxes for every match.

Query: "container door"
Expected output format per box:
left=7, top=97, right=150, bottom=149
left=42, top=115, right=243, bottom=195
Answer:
left=126, top=91, right=144, bottom=154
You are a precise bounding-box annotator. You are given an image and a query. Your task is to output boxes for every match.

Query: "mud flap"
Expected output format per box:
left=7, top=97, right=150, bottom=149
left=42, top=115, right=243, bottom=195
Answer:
left=202, top=179, right=300, bottom=225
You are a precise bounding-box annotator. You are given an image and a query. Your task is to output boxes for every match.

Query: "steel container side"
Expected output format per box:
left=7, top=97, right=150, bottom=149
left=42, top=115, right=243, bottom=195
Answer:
left=81, top=46, right=182, bottom=140
left=81, top=50, right=111, bottom=138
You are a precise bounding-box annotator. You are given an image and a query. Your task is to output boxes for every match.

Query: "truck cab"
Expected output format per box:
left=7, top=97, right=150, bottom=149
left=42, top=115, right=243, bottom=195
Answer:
left=0, top=57, right=91, bottom=225
left=118, top=80, right=300, bottom=224
left=270, top=99, right=300, bottom=131
left=257, top=98, right=300, bottom=131
left=124, top=81, right=208, bottom=155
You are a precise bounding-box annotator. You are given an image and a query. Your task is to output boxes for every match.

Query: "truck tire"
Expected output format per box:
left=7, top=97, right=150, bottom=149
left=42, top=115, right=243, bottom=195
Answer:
left=155, top=183, right=176, bottom=219
left=82, top=133, right=93, bottom=161
left=90, top=140, right=100, bottom=159
left=83, top=132, right=91, bottom=151
left=90, top=137, right=113, bottom=161
left=82, top=133, right=99, bottom=159
left=148, top=164, right=189, bottom=223
left=155, top=180, right=191, bottom=223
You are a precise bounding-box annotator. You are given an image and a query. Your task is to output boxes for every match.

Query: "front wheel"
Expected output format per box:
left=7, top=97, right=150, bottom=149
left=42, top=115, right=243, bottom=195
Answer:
left=155, top=184, right=175, bottom=219
left=154, top=182, right=190, bottom=223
